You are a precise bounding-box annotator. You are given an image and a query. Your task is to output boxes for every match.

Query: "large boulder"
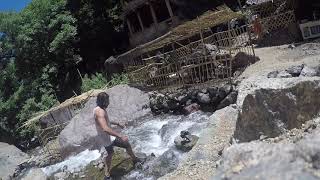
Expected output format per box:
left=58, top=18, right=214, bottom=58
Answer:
left=285, top=64, right=304, bottom=77
left=216, top=91, right=238, bottom=110
left=235, top=79, right=320, bottom=142
left=21, top=168, right=47, bottom=180
left=300, top=65, right=320, bottom=77
left=197, top=92, right=211, bottom=104
left=58, top=85, right=150, bottom=158
left=143, top=150, right=180, bottom=178
left=0, top=142, right=30, bottom=180
left=212, top=128, right=320, bottom=180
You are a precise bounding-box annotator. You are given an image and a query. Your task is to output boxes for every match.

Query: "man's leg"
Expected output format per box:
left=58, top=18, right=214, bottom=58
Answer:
left=113, top=138, right=140, bottom=163
left=104, top=146, right=114, bottom=178
left=125, top=144, right=138, bottom=161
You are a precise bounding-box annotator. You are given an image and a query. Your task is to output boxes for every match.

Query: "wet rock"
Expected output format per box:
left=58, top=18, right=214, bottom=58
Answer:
left=300, top=65, right=320, bottom=77
left=183, top=103, right=201, bottom=115
left=59, top=85, right=150, bottom=158
left=0, top=142, right=30, bottom=180
left=217, top=85, right=232, bottom=100
left=21, top=168, right=47, bottom=180
left=234, top=79, right=320, bottom=142
left=54, top=171, right=69, bottom=180
left=285, top=64, right=304, bottom=77
left=207, top=87, right=218, bottom=97
left=177, top=94, right=190, bottom=104
left=267, top=70, right=279, bottom=78
left=174, top=133, right=199, bottom=152
left=197, top=93, right=211, bottom=104
left=277, top=71, right=292, bottom=78
left=146, top=150, right=180, bottom=178
left=98, top=163, right=104, bottom=170
left=110, top=149, right=134, bottom=178
left=216, top=91, right=238, bottom=110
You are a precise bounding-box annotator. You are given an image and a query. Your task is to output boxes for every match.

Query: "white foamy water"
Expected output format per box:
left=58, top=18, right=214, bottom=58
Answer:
left=41, top=149, right=101, bottom=176
left=125, top=111, right=210, bottom=156
left=41, top=111, right=211, bottom=179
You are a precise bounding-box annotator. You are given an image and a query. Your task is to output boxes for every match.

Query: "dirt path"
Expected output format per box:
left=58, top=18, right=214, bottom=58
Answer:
left=240, top=41, right=320, bottom=79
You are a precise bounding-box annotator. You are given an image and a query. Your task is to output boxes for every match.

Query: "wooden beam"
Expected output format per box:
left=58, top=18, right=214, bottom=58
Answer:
left=136, top=11, right=144, bottom=31
left=149, top=3, right=158, bottom=25
left=126, top=19, right=134, bottom=35
left=165, top=0, right=174, bottom=18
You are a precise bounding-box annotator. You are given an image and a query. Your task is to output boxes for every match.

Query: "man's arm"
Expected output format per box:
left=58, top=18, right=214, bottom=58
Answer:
left=95, top=109, right=124, bottom=138
left=110, top=121, right=125, bottom=129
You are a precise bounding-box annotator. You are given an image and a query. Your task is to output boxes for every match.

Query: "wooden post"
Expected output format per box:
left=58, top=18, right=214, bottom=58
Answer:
left=136, top=11, right=144, bottom=31
left=165, top=0, right=174, bottom=18
left=126, top=19, right=133, bottom=35
left=149, top=3, right=158, bottom=25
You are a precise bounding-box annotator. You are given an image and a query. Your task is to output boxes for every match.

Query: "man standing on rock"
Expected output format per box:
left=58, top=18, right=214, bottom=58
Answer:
left=94, top=92, right=140, bottom=180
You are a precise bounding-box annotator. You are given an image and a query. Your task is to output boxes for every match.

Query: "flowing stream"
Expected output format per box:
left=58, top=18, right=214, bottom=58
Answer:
left=42, top=111, right=211, bottom=179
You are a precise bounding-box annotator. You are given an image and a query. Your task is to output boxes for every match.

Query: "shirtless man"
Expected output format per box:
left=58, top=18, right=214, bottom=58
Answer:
left=94, top=92, right=140, bottom=180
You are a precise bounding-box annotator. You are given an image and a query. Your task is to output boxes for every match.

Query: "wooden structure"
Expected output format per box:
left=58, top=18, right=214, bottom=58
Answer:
left=117, top=5, right=243, bottom=71
left=122, top=0, right=180, bottom=47
left=128, top=25, right=255, bottom=91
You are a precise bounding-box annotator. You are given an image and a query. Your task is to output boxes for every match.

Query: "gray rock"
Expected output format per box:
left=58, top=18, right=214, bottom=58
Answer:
left=174, top=134, right=199, bottom=152
left=145, top=150, right=180, bottom=178
left=183, top=103, right=200, bottom=115
left=208, top=87, right=218, bottom=97
left=197, top=93, right=211, bottom=104
left=234, top=80, right=320, bottom=142
left=0, top=142, right=29, bottom=180
left=216, top=91, right=238, bottom=110
left=104, top=56, right=124, bottom=80
left=21, top=168, right=47, bottom=180
left=177, top=95, right=190, bottom=104
left=267, top=70, right=279, bottom=78
left=58, top=85, right=150, bottom=158
left=285, top=64, right=304, bottom=77
left=212, top=128, right=320, bottom=180
left=300, top=65, right=320, bottom=77
left=277, top=71, right=292, bottom=78
left=54, top=171, right=69, bottom=180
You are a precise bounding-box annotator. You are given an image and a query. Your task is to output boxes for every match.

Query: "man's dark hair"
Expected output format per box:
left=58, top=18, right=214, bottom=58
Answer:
left=96, top=92, right=109, bottom=108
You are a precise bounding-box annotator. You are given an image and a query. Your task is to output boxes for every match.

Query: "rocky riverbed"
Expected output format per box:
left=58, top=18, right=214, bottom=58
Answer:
left=2, top=41, right=320, bottom=180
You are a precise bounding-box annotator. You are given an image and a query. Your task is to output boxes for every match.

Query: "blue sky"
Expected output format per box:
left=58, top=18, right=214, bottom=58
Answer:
left=0, top=0, right=32, bottom=12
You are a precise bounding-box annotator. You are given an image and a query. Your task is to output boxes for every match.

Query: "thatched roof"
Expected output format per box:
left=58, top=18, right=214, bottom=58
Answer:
left=23, top=89, right=105, bottom=128
left=117, top=5, right=243, bottom=63
left=145, top=5, right=243, bottom=52
left=246, top=0, right=273, bottom=5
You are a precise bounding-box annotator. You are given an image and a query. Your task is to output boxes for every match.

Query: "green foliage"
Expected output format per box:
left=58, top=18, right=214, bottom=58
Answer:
left=107, top=73, right=129, bottom=87
left=81, top=73, right=108, bottom=93
left=0, top=0, right=125, bottom=148
left=81, top=73, right=128, bottom=93
left=66, top=0, right=127, bottom=70
left=0, top=62, right=58, bottom=144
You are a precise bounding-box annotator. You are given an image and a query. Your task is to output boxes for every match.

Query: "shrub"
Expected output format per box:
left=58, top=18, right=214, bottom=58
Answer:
left=81, top=73, right=128, bottom=93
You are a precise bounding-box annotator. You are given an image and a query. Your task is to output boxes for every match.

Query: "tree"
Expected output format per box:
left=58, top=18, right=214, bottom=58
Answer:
left=67, top=0, right=128, bottom=73
left=0, top=0, right=79, bottom=148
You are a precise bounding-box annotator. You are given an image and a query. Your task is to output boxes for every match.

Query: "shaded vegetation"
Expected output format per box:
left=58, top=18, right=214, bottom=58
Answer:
left=0, top=0, right=126, bottom=149
left=81, top=73, right=128, bottom=93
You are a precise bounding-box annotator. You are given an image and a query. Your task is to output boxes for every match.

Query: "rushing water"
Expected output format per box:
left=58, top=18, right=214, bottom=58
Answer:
left=125, top=111, right=210, bottom=156
left=42, top=111, right=211, bottom=179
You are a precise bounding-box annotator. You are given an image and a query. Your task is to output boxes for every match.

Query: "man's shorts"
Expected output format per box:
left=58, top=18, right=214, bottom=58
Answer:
left=105, top=138, right=130, bottom=154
